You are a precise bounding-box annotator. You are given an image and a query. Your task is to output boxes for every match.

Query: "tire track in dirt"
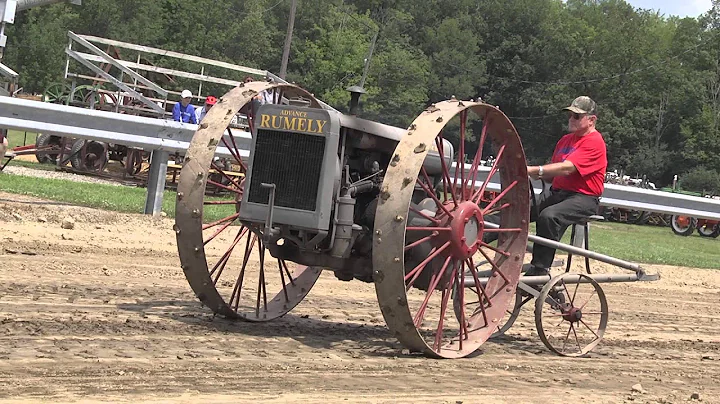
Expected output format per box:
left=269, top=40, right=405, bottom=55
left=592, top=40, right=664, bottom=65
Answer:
left=1, top=192, right=719, bottom=403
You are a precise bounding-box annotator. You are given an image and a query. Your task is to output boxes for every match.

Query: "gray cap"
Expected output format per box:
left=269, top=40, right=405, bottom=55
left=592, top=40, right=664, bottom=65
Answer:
left=563, top=96, right=597, bottom=115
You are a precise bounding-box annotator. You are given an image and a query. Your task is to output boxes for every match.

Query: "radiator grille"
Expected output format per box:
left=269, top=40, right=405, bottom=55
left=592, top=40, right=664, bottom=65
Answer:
left=247, top=130, right=325, bottom=211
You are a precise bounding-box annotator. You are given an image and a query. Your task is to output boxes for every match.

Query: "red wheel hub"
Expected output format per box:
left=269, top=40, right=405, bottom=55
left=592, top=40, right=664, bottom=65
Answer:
left=676, top=216, right=690, bottom=227
left=438, top=201, right=484, bottom=260
left=562, top=306, right=583, bottom=323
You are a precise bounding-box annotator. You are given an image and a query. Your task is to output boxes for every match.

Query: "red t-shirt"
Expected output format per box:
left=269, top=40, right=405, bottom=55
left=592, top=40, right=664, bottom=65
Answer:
left=550, top=130, right=607, bottom=196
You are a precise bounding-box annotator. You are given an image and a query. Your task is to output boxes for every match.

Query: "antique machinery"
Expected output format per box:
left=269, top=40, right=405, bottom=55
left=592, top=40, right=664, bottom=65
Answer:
left=174, top=80, right=531, bottom=359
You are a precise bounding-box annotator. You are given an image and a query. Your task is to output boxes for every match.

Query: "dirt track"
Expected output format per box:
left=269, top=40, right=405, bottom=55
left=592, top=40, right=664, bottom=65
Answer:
left=1, top=191, right=719, bottom=403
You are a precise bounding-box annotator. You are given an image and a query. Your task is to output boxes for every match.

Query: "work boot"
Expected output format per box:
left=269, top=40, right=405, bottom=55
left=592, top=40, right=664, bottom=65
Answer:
left=519, top=265, right=549, bottom=297
left=524, top=265, right=549, bottom=277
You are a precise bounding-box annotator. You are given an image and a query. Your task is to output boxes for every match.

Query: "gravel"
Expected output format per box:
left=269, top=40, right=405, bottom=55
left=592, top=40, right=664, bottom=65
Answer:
left=2, top=165, right=124, bottom=186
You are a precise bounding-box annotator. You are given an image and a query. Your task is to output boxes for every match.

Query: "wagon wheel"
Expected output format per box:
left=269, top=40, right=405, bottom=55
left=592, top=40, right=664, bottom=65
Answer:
left=671, top=215, right=696, bottom=236
left=34, top=133, right=63, bottom=164
left=70, top=85, right=96, bottom=105
left=124, top=149, right=145, bottom=176
left=42, top=82, right=72, bottom=104
left=535, top=273, right=608, bottom=357
left=373, top=100, right=530, bottom=358
left=175, top=82, right=325, bottom=321
left=697, top=222, right=720, bottom=238
left=69, top=139, right=109, bottom=172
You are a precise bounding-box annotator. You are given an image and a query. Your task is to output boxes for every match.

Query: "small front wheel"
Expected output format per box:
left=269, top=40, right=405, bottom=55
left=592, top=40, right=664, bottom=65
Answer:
left=535, top=273, right=608, bottom=357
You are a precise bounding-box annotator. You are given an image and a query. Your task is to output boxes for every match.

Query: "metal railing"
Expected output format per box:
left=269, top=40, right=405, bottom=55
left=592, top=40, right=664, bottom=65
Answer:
left=2, top=94, right=719, bottom=221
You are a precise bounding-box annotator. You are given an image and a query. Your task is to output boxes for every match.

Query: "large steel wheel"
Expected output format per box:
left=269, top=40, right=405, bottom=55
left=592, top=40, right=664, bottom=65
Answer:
left=373, top=100, right=530, bottom=358
left=535, top=273, right=608, bottom=357
left=175, top=82, right=324, bottom=321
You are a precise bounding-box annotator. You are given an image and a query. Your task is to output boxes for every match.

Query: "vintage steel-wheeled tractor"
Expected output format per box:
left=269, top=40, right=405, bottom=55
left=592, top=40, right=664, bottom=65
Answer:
left=175, top=81, right=533, bottom=358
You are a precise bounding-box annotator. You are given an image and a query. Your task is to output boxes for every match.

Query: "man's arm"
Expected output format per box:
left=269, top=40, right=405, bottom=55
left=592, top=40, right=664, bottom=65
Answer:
left=527, top=160, right=577, bottom=180
left=172, top=103, right=181, bottom=121
left=189, top=106, right=198, bottom=124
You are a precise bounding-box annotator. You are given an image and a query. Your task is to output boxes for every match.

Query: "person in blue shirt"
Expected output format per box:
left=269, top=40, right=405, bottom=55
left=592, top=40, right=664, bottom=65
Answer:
left=172, top=90, right=197, bottom=124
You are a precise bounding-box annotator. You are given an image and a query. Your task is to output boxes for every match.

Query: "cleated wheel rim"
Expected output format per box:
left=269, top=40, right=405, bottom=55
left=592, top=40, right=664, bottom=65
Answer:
left=373, top=100, right=530, bottom=358
left=489, top=289, right=530, bottom=339
left=175, top=82, right=323, bottom=321
left=534, top=273, right=608, bottom=357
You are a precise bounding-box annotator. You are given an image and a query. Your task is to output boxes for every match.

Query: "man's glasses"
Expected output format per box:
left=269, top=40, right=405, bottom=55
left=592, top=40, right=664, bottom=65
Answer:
left=569, top=113, right=585, bottom=120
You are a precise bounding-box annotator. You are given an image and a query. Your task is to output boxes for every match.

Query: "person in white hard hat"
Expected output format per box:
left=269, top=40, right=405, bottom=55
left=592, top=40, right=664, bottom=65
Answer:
left=172, top=89, right=197, bottom=124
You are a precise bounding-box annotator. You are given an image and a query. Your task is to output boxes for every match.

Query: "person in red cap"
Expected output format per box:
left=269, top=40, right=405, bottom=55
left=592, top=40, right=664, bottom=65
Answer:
left=195, top=95, right=217, bottom=123
left=523, top=95, right=608, bottom=276
left=483, top=96, right=607, bottom=279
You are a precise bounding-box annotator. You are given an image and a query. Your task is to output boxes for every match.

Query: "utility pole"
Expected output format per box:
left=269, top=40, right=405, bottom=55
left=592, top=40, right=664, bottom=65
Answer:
left=279, top=0, right=297, bottom=80
left=359, top=28, right=378, bottom=88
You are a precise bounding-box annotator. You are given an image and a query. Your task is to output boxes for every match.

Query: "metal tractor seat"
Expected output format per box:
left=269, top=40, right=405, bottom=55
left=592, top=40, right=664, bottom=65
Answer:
left=565, top=214, right=606, bottom=274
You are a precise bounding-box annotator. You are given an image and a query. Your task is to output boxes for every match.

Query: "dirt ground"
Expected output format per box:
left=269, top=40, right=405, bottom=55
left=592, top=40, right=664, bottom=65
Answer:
left=1, top=190, right=719, bottom=403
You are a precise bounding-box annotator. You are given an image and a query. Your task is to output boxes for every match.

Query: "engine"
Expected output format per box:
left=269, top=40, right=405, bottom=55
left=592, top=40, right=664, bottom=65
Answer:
left=239, top=102, right=453, bottom=283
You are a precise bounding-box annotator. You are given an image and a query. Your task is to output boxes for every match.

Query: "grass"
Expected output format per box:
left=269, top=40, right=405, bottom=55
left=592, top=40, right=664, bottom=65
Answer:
left=1, top=172, right=718, bottom=270
left=0, top=173, right=236, bottom=222
left=570, top=221, right=720, bottom=270
left=6, top=130, right=38, bottom=149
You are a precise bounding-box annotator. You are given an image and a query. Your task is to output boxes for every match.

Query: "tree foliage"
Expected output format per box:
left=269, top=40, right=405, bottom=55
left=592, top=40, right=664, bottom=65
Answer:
left=3, top=0, right=719, bottom=188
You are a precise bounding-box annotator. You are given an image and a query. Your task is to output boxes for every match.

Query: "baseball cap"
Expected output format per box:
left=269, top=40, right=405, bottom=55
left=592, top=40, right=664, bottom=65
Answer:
left=563, top=96, right=597, bottom=115
left=181, top=90, right=192, bottom=99
left=205, top=95, right=217, bottom=105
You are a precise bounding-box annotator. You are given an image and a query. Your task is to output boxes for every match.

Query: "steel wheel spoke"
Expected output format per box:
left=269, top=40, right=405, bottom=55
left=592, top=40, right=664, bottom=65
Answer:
left=203, top=220, right=234, bottom=246
left=433, top=262, right=458, bottom=352
left=562, top=321, right=574, bottom=353
left=409, top=205, right=441, bottom=225
left=405, top=242, right=451, bottom=286
left=418, top=168, right=454, bottom=219
left=579, top=290, right=598, bottom=311
left=207, top=179, right=243, bottom=194
left=203, top=200, right=238, bottom=205
left=470, top=143, right=506, bottom=203
left=484, top=202, right=511, bottom=216
left=466, top=257, right=491, bottom=327
left=211, top=161, right=243, bottom=189
left=209, top=227, right=247, bottom=279
left=404, top=233, right=438, bottom=252
left=406, top=226, right=451, bottom=232
left=570, top=282, right=580, bottom=306
left=579, top=319, right=599, bottom=338
left=478, top=242, right=511, bottom=257
left=454, top=110, right=467, bottom=201
left=480, top=180, right=518, bottom=211
left=281, top=260, right=296, bottom=286
left=225, top=128, right=247, bottom=171
left=202, top=213, right=239, bottom=230
left=483, top=227, right=522, bottom=233
left=229, top=233, right=256, bottom=311
left=435, top=135, right=459, bottom=207
left=571, top=323, right=582, bottom=353
left=413, top=255, right=452, bottom=327
left=477, top=247, right=511, bottom=285
left=278, top=258, right=290, bottom=302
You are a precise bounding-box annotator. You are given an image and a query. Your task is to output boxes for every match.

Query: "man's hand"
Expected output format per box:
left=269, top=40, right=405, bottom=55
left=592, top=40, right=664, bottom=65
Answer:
left=527, top=165, right=541, bottom=180
left=527, top=161, right=577, bottom=181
